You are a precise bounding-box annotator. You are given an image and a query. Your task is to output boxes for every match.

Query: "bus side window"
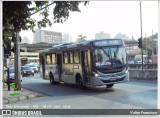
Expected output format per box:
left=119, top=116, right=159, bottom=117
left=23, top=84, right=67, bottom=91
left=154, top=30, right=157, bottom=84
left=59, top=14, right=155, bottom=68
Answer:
left=68, top=50, right=73, bottom=64
left=46, top=54, right=51, bottom=64
left=52, top=53, right=56, bottom=64
left=63, top=51, right=69, bottom=64
left=74, top=50, right=80, bottom=63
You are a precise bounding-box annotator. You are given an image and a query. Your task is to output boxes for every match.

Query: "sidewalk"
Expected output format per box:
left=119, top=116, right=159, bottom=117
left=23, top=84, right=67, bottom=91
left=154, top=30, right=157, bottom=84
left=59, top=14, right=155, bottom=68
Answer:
left=3, top=84, right=46, bottom=104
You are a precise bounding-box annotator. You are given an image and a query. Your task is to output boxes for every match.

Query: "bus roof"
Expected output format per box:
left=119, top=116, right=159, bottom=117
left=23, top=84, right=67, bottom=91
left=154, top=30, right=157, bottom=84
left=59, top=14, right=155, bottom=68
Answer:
left=40, top=39, right=125, bottom=54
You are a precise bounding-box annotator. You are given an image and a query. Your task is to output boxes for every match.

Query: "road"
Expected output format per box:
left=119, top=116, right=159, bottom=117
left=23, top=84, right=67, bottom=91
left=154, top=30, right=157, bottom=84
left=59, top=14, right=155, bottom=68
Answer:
left=4, top=73, right=157, bottom=109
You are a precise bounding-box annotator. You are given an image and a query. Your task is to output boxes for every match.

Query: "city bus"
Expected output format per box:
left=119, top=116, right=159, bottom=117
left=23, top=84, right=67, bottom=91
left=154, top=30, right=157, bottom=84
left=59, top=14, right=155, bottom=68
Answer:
left=39, top=39, right=129, bottom=88
left=20, top=52, right=39, bottom=65
left=7, top=52, right=39, bottom=66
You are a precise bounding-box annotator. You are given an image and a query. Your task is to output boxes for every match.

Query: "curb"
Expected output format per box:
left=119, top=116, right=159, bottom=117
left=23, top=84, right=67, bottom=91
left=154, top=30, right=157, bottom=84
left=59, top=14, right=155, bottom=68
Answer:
left=3, top=93, right=45, bottom=104
left=27, top=94, right=36, bottom=99
left=3, top=99, right=9, bottom=104
left=6, top=97, right=18, bottom=104
left=18, top=96, right=27, bottom=101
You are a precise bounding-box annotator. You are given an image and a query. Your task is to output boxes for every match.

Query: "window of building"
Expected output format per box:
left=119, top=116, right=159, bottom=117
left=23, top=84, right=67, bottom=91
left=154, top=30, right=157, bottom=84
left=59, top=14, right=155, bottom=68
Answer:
left=74, top=50, right=80, bottom=63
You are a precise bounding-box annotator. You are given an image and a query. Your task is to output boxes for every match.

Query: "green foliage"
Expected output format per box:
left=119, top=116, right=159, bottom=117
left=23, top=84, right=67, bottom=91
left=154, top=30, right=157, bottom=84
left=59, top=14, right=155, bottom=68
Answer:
left=143, top=33, right=158, bottom=57
left=3, top=1, right=89, bottom=43
left=77, top=34, right=87, bottom=42
left=143, top=33, right=158, bottom=51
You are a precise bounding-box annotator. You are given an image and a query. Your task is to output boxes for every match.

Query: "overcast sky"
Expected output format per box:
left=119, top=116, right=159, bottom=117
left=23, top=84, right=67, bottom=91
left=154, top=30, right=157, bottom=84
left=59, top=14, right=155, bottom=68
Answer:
left=20, top=1, right=158, bottom=43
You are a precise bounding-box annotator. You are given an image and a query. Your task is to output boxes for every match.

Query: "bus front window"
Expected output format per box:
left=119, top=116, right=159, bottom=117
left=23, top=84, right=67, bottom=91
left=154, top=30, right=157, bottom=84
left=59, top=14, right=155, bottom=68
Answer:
left=94, top=46, right=127, bottom=69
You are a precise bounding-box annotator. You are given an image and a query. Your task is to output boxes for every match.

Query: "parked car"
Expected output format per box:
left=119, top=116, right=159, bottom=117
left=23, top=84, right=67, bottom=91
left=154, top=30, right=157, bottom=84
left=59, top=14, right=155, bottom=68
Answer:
left=25, top=64, right=39, bottom=73
left=128, top=60, right=134, bottom=64
left=135, top=61, right=145, bottom=64
left=21, top=66, right=34, bottom=77
left=5, top=67, right=22, bottom=83
left=8, top=67, right=15, bottom=83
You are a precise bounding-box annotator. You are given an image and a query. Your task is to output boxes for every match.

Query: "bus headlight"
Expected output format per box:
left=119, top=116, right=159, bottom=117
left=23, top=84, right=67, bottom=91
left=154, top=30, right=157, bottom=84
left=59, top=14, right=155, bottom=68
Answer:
left=93, top=72, right=100, bottom=77
left=125, top=69, right=128, bottom=73
left=95, top=73, right=100, bottom=77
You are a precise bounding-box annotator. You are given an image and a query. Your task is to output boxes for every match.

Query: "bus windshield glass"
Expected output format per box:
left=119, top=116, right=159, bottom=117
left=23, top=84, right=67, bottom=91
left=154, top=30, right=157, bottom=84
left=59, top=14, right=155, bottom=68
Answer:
left=94, top=46, right=127, bottom=69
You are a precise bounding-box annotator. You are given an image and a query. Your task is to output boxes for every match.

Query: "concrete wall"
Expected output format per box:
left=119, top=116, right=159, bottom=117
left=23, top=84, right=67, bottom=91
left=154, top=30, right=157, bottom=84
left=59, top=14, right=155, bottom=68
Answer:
left=129, top=69, right=157, bottom=80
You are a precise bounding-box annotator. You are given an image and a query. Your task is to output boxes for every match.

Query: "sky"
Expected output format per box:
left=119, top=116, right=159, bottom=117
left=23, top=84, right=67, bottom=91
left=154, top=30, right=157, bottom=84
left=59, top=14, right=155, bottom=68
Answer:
left=20, top=1, right=158, bottom=43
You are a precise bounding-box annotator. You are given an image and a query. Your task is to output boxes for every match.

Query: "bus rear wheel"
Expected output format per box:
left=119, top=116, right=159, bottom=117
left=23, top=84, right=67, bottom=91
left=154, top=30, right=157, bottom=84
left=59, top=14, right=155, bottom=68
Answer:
left=106, top=84, right=114, bottom=88
left=50, top=73, right=55, bottom=85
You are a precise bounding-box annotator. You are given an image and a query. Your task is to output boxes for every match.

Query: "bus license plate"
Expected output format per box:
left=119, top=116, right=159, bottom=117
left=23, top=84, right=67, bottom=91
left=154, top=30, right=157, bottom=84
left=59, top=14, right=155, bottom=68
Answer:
left=110, top=78, right=117, bottom=81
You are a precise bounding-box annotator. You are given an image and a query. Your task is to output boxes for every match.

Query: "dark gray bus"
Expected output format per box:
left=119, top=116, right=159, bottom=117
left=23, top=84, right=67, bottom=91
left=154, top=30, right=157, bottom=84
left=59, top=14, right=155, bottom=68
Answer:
left=39, top=39, right=129, bottom=88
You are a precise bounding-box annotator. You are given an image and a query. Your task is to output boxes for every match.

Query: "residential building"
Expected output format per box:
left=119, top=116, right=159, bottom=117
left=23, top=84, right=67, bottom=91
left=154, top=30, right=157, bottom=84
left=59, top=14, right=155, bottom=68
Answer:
left=62, top=34, right=73, bottom=43
left=114, top=33, right=129, bottom=39
left=33, top=29, right=62, bottom=44
left=95, top=31, right=110, bottom=39
left=20, top=36, right=30, bottom=44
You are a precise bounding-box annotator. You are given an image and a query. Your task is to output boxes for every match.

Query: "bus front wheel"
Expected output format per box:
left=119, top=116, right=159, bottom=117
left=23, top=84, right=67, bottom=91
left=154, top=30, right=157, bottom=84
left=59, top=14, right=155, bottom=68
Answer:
left=106, top=84, right=114, bottom=88
left=50, top=73, right=55, bottom=85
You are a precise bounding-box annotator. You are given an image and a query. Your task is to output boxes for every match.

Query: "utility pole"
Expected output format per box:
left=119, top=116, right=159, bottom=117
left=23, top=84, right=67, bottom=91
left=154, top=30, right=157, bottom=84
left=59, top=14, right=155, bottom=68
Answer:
left=2, top=2, right=55, bottom=92
left=140, top=1, right=143, bottom=71
left=12, top=2, right=55, bottom=91
left=145, top=34, right=147, bottom=61
left=152, top=29, right=154, bottom=57
left=14, top=32, right=21, bottom=90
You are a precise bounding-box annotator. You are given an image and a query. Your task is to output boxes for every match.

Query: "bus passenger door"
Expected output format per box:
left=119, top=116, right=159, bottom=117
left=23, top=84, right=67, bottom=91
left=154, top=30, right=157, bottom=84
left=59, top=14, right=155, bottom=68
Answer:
left=42, top=56, right=45, bottom=79
left=57, top=54, right=62, bottom=81
left=81, top=50, right=91, bottom=84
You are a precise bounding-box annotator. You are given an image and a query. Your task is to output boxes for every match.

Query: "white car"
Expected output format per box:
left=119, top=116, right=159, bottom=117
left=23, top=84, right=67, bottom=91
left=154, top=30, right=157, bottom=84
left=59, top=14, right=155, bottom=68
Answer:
left=135, top=61, right=145, bottom=64
left=25, top=64, right=39, bottom=73
left=128, top=60, right=134, bottom=64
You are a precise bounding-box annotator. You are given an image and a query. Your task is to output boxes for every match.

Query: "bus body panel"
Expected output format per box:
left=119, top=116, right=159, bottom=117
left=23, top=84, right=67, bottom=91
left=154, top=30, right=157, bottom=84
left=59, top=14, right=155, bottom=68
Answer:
left=62, top=64, right=82, bottom=84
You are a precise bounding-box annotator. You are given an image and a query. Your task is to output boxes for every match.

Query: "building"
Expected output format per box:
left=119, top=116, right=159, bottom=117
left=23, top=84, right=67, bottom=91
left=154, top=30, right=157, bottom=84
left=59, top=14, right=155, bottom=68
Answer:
left=33, top=29, right=62, bottom=44
left=62, top=34, right=73, bottom=43
left=95, top=31, right=110, bottom=39
left=114, top=33, right=129, bottom=39
left=20, top=36, right=30, bottom=44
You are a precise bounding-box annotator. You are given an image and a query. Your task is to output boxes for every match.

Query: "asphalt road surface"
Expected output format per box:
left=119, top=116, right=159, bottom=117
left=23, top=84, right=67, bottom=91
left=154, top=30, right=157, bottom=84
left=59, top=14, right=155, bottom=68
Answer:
left=4, top=73, right=157, bottom=109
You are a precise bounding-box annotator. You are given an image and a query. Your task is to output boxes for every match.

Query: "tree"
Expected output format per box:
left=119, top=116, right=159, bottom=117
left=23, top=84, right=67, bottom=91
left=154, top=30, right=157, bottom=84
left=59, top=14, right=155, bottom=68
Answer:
left=142, top=33, right=158, bottom=58
left=77, top=34, right=87, bottom=42
left=3, top=1, right=89, bottom=44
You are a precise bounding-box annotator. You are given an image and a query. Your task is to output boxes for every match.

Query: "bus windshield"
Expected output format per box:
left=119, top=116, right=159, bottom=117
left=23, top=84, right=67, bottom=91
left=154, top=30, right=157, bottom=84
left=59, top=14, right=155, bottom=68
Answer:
left=94, top=46, right=127, bottom=69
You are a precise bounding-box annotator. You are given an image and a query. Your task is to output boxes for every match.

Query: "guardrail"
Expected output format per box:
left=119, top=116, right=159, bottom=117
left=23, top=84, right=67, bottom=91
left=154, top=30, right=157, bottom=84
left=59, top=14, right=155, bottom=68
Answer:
left=129, top=69, right=157, bottom=80
left=129, top=64, right=157, bottom=80
left=129, top=64, right=157, bottom=69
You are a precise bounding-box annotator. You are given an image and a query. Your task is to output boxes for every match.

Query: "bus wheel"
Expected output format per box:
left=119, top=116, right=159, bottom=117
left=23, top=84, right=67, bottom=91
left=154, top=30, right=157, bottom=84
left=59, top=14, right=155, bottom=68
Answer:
left=49, top=73, right=55, bottom=85
left=76, top=75, right=86, bottom=89
left=106, top=84, right=114, bottom=88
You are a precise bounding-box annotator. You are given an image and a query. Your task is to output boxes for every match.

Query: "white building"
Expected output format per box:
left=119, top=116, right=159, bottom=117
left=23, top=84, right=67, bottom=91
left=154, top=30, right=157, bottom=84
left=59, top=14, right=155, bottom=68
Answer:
left=33, top=29, right=62, bottom=44
left=114, top=33, right=129, bottom=39
left=20, top=36, right=30, bottom=44
left=95, top=31, right=110, bottom=39
left=62, top=34, right=73, bottom=43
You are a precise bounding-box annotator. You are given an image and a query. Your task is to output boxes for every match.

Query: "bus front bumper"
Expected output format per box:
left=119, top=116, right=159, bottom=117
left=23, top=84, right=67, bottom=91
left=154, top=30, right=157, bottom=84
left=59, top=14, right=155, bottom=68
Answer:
left=92, top=71, right=129, bottom=86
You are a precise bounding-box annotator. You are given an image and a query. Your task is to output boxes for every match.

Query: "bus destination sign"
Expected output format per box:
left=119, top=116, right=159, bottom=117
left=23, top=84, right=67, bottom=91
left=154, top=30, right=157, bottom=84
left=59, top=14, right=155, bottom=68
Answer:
left=93, top=39, right=123, bottom=46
